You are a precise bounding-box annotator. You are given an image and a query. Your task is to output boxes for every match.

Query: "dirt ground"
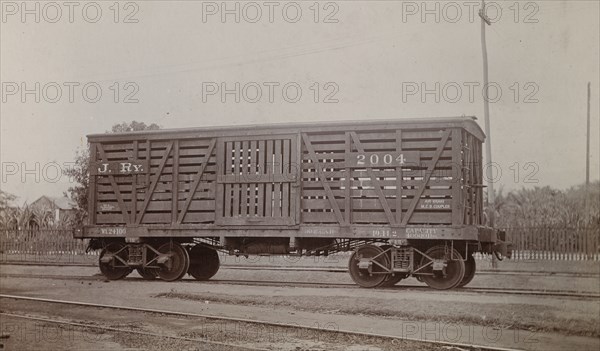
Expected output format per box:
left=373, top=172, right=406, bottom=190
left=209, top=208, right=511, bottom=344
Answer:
left=1, top=263, right=599, bottom=351
left=1, top=299, right=435, bottom=351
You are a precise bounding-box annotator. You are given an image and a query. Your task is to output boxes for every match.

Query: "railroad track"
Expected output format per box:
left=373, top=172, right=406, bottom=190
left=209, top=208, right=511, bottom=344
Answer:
left=0, top=294, right=520, bottom=351
left=2, top=260, right=599, bottom=278
left=2, top=272, right=598, bottom=299
left=0, top=312, right=266, bottom=351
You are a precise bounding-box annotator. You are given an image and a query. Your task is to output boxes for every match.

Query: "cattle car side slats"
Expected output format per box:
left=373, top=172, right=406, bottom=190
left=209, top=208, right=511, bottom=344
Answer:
left=89, top=118, right=484, bottom=229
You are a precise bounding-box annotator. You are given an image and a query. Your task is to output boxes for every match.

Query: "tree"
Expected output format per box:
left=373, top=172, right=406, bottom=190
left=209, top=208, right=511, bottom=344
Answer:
left=63, top=148, right=89, bottom=226
left=63, top=121, right=161, bottom=226
left=109, top=121, right=160, bottom=133
left=0, top=190, right=17, bottom=211
left=491, top=182, right=600, bottom=230
left=0, top=190, right=18, bottom=228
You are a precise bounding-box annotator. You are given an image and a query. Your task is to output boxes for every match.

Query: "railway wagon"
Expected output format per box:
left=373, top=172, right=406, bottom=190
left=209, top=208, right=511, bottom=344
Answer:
left=78, top=117, right=511, bottom=290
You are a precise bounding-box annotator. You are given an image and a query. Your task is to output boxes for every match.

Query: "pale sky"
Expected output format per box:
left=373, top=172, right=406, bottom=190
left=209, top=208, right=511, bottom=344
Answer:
left=1, top=0, right=599, bottom=204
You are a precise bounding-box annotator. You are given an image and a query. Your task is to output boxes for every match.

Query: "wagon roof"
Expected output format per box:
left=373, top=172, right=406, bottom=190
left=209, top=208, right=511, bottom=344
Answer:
left=88, top=116, right=485, bottom=142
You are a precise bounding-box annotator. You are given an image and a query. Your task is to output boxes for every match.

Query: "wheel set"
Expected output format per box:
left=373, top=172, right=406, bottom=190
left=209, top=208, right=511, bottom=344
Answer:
left=417, top=246, right=465, bottom=290
left=98, top=242, right=220, bottom=282
left=99, top=242, right=132, bottom=280
left=348, top=244, right=476, bottom=290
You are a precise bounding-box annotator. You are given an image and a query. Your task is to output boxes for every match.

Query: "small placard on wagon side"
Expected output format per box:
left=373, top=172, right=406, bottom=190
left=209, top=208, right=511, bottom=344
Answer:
left=91, top=161, right=150, bottom=175
left=345, top=151, right=420, bottom=168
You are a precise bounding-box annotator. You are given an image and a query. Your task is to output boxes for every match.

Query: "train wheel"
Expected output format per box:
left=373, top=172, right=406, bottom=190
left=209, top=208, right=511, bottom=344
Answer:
left=99, top=242, right=131, bottom=280
left=419, top=245, right=465, bottom=290
left=156, top=242, right=190, bottom=282
left=136, top=267, right=159, bottom=280
left=348, top=245, right=390, bottom=288
left=188, top=245, right=220, bottom=281
left=457, top=254, right=476, bottom=288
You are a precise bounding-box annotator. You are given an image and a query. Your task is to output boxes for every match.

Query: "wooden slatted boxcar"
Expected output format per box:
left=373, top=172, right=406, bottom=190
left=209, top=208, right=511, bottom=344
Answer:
left=78, top=117, right=510, bottom=289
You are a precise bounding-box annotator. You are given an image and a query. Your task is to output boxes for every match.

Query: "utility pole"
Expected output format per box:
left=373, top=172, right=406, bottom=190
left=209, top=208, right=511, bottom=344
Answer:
left=586, top=82, right=591, bottom=191
left=585, top=82, right=591, bottom=258
left=479, top=0, right=497, bottom=267
left=479, top=1, right=494, bottom=221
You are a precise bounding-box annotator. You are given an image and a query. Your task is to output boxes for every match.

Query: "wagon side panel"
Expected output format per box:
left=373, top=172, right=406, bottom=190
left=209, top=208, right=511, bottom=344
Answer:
left=90, top=137, right=219, bottom=227
left=299, top=126, right=460, bottom=226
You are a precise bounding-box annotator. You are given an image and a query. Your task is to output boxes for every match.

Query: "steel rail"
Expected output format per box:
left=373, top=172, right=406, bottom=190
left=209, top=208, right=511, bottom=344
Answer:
left=0, top=312, right=267, bottom=351
left=1, top=261, right=598, bottom=278
left=1, top=273, right=598, bottom=299
left=0, top=294, right=522, bottom=351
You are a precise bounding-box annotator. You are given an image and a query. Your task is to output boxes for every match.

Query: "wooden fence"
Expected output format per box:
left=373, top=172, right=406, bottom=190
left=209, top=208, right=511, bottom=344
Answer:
left=506, top=227, right=600, bottom=261
left=0, top=227, right=598, bottom=263
left=0, top=229, right=96, bottom=264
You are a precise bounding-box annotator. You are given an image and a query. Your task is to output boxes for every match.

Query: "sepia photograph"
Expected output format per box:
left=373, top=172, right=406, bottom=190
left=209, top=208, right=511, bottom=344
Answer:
left=0, top=1, right=599, bottom=350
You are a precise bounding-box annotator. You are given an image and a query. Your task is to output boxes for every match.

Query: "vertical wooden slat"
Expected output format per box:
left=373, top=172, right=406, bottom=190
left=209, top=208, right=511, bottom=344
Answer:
left=265, top=140, right=273, bottom=217
left=292, top=134, right=301, bottom=224
left=223, top=141, right=232, bottom=217
left=282, top=139, right=290, bottom=218
left=215, top=139, right=225, bottom=219
left=478, top=140, right=482, bottom=224
left=536, top=227, right=543, bottom=260
left=273, top=140, right=282, bottom=217
left=395, top=130, right=403, bottom=226
left=467, top=134, right=477, bottom=224
left=450, top=129, right=461, bottom=225
left=573, top=228, right=577, bottom=260
left=574, top=228, right=578, bottom=260
left=553, top=228, right=557, bottom=260
left=240, top=141, right=249, bottom=216
left=564, top=228, right=567, bottom=260
left=473, top=135, right=477, bottom=225
left=462, top=131, right=469, bottom=224
left=171, top=140, right=179, bottom=224
left=577, top=228, right=581, bottom=260
left=344, top=132, right=352, bottom=225
left=87, top=143, right=97, bottom=225
left=131, top=140, right=138, bottom=224
left=563, top=228, right=567, bottom=260
left=543, top=228, right=546, bottom=260
left=546, top=227, right=550, bottom=260
left=258, top=140, right=266, bottom=217
left=477, top=137, right=482, bottom=224
left=467, top=134, right=474, bottom=225
left=232, top=141, right=241, bottom=217
left=583, top=226, right=588, bottom=259
left=249, top=140, right=257, bottom=216
left=469, top=134, right=474, bottom=225
left=145, top=140, right=151, bottom=188
left=555, top=228, right=558, bottom=260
